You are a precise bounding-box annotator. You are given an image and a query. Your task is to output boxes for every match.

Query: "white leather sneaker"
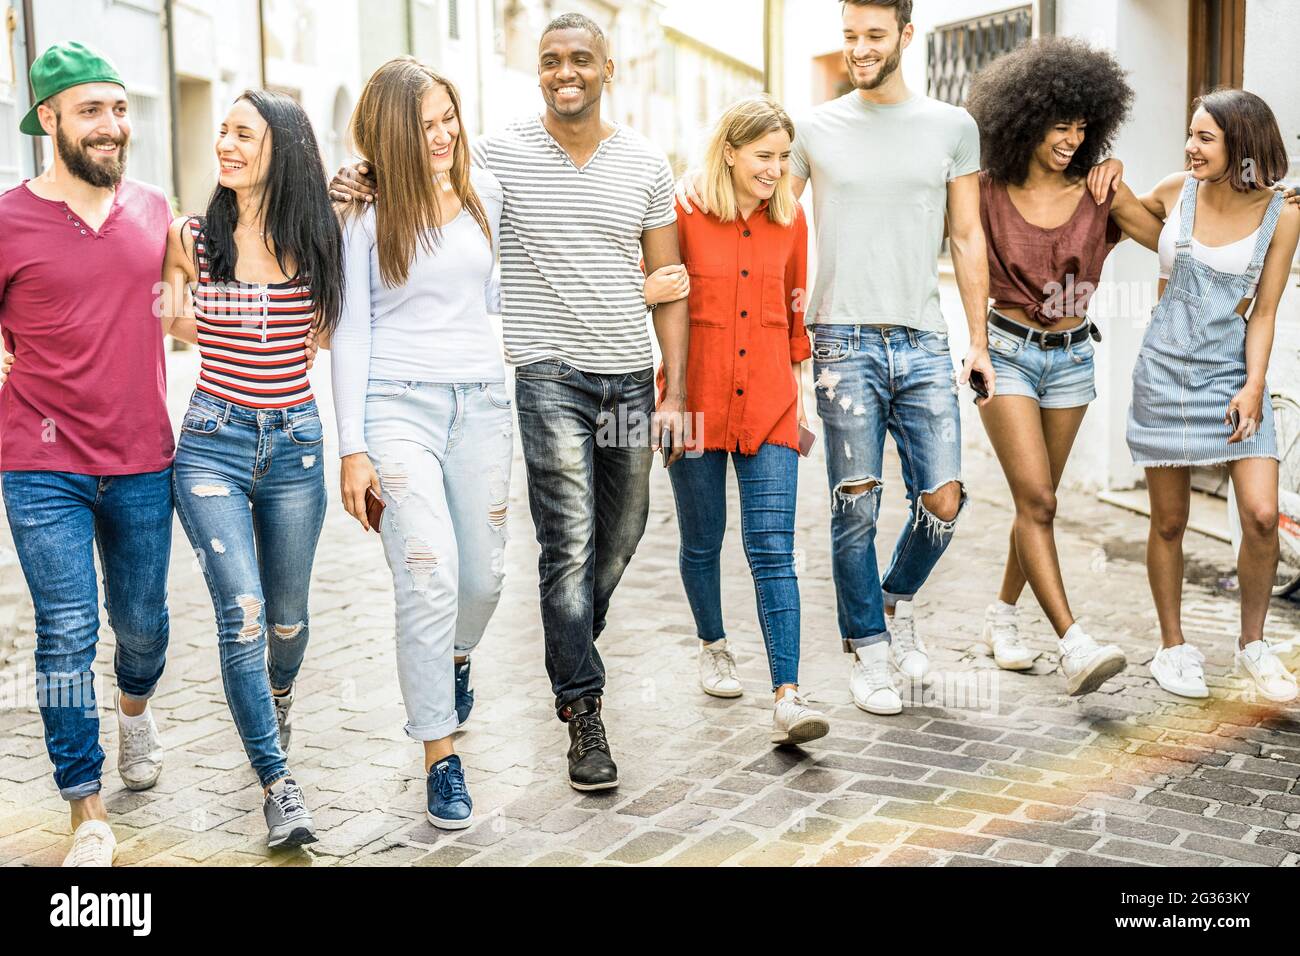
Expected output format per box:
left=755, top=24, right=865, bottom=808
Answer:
left=771, top=691, right=830, bottom=746
left=116, top=693, right=163, bottom=791
left=980, top=602, right=1039, bottom=671
left=1234, top=640, right=1298, bottom=703
left=63, top=819, right=116, bottom=867
left=1058, top=625, right=1127, bottom=696
left=850, top=642, right=902, bottom=715
left=888, top=603, right=930, bottom=681
left=1150, top=643, right=1209, bottom=698
left=699, top=639, right=742, bottom=698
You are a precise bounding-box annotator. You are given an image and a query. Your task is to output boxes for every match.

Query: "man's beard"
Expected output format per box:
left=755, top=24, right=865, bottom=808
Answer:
left=846, top=37, right=903, bottom=92
left=56, top=122, right=128, bottom=188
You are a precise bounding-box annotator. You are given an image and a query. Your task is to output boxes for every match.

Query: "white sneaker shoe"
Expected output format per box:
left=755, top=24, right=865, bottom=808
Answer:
left=63, top=819, right=116, bottom=867
left=273, top=685, right=295, bottom=754
left=888, top=602, right=930, bottom=680
left=850, top=642, right=903, bottom=715
left=770, top=691, right=830, bottom=746
left=980, top=602, right=1039, bottom=671
left=699, top=639, right=742, bottom=698
left=1234, top=640, right=1298, bottom=703
left=116, top=693, right=163, bottom=791
left=1150, top=643, right=1209, bottom=699
left=1058, top=625, right=1127, bottom=696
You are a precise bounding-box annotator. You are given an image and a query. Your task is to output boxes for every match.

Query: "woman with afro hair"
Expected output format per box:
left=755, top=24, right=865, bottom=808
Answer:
left=964, top=37, right=1165, bottom=696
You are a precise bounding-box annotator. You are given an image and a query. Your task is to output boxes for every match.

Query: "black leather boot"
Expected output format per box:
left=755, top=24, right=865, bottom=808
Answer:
left=561, top=696, right=619, bottom=791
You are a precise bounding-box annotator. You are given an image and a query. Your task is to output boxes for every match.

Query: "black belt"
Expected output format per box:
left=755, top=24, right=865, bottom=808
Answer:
left=988, top=310, right=1102, bottom=349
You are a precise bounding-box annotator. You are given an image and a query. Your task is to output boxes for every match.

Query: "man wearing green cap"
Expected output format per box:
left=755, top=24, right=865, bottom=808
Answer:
left=0, top=41, right=175, bottom=867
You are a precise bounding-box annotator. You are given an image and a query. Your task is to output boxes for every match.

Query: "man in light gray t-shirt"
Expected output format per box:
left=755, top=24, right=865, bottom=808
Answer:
left=775, top=1, right=993, bottom=716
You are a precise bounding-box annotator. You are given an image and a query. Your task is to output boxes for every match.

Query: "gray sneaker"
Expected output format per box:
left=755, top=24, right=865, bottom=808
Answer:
left=263, top=777, right=318, bottom=849
left=116, top=693, right=163, bottom=791
left=273, top=686, right=295, bottom=754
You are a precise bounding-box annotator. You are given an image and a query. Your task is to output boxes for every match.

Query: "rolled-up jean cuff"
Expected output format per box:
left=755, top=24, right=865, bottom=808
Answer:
left=883, top=592, right=914, bottom=611
left=116, top=682, right=161, bottom=703
left=404, top=713, right=460, bottom=743
left=59, top=778, right=103, bottom=801
left=843, top=631, right=891, bottom=653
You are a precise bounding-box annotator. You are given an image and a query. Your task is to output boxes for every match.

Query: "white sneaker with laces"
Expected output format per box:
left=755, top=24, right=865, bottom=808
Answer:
left=980, top=602, right=1039, bottom=671
left=850, top=642, right=902, bottom=715
left=1150, top=643, right=1209, bottom=698
left=887, top=602, right=930, bottom=680
left=116, top=693, right=163, bottom=791
left=1058, top=625, right=1127, bottom=696
left=770, top=691, right=830, bottom=746
left=699, top=639, right=742, bottom=698
left=63, top=819, right=116, bottom=867
left=1234, top=640, right=1298, bottom=703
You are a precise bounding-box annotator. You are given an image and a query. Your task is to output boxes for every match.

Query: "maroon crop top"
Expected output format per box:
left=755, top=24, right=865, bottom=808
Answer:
left=980, top=170, right=1122, bottom=327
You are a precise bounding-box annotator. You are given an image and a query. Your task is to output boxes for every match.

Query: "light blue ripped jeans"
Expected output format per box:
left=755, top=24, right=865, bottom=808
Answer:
left=364, top=381, right=514, bottom=741
left=812, top=325, right=967, bottom=650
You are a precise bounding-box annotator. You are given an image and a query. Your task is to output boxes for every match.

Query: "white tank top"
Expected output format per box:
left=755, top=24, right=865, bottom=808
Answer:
left=1158, top=198, right=1263, bottom=296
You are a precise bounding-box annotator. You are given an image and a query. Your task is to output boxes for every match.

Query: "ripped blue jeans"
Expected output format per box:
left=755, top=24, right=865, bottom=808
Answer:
left=811, top=325, right=966, bottom=650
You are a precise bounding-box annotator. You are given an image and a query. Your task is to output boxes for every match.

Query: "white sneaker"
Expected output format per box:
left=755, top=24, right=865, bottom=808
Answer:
left=980, top=602, right=1039, bottom=671
left=770, top=691, right=830, bottom=746
left=1150, top=643, right=1209, bottom=699
left=1058, top=625, right=1127, bottom=696
left=699, top=639, right=742, bottom=698
left=1234, top=640, right=1298, bottom=703
left=850, top=642, right=903, bottom=715
left=63, top=819, right=116, bottom=867
left=116, top=693, right=163, bottom=791
left=273, top=685, right=295, bottom=754
left=888, top=603, right=930, bottom=680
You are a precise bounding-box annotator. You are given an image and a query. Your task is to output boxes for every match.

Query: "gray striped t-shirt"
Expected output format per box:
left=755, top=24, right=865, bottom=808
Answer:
left=472, top=116, right=677, bottom=374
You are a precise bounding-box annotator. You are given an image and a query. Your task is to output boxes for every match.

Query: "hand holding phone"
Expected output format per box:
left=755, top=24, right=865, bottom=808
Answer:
left=969, top=369, right=990, bottom=403
left=798, top=424, right=817, bottom=458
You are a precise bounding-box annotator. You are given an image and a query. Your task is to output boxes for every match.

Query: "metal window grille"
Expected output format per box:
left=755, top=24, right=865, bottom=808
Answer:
left=927, top=6, right=1032, bottom=107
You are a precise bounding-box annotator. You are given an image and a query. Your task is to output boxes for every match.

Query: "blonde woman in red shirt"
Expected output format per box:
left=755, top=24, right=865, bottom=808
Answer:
left=645, top=94, right=828, bottom=746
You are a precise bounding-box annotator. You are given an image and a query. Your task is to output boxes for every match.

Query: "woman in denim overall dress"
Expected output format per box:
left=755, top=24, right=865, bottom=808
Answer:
left=1127, top=90, right=1300, bottom=703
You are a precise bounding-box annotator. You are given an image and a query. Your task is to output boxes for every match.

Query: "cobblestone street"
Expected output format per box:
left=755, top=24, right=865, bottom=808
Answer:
left=2, top=337, right=1299, bottom=868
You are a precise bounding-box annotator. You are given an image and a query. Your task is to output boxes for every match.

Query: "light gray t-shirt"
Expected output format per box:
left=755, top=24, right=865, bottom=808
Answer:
left=789, top=92, right=981, bottom=332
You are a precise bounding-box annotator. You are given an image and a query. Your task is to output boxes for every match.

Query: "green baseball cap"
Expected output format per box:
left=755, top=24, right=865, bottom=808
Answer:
left=20, top=41, right=125, bottom=136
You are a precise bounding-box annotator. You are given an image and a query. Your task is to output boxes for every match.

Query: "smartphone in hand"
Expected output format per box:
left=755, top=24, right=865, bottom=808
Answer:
left=660, top=428, right=677, bottom=468
left=969, top=369, right=990, bottom=403
left=798, top=424, right=817, bottom=458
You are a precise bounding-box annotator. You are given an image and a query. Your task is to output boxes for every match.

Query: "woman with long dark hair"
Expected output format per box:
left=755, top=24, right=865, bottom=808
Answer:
left=330, top=58, right=507, bottom=829
left=161, top=89, right=343, bottom=848
left=1127, top=89, right=1300, bottom=702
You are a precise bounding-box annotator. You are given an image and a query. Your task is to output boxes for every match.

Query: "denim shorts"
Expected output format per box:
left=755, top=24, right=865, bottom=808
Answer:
left=987, top=317, right=1097, bottom=409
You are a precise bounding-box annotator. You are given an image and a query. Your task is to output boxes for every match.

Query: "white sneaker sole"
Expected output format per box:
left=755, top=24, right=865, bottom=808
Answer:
left=1065, top=649, right=1127, bottom=696
left=1151, top=670, right=1209, bottom=699
left=771, top=714, right=830, bottom=746
left=980, top=630, right=1038, bottom=671
left=851, top=693, right=903, bottom=716
left=267, top=825, right=319, bottom=849
left=426, top=809, right=474, bottom=830
left=119, top=763, right=162, bottom=792
left=701, top=682, right=743, bottom=699
left=1233, top=663, right=1298, bottom=703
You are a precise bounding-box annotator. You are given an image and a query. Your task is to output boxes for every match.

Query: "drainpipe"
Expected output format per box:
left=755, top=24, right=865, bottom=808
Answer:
left=163, top=0, right=181, bottom=206
left=405, top=0, right=414, bottom=55
left=21, top=0, right=39, bottom=171
left=1038, top=0, right=1057, bottom=36
left=763, top=0, right=784, bottom=96
left=258, top=0, right=267, bottom=87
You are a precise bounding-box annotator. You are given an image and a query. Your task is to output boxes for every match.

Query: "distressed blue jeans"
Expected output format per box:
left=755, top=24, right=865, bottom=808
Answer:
left=172, top=392, right=325, bottom=788
left=2, top=467, right=172, bottom=800
left=812, top=325, right=967, bottom=650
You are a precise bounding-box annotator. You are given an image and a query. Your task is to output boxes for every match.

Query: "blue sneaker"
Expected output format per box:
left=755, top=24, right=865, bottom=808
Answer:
left=454, top=659, right=474, bottom=727
left=426, top=754, right=473, bottom=830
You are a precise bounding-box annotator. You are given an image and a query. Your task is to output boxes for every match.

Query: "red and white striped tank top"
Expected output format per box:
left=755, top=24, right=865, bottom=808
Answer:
left=188, top=219, right=315, bottom=409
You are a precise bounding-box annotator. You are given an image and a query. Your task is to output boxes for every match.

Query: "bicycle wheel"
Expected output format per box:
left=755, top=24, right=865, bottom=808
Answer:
left=1274, top=394, right=1300, bottom=597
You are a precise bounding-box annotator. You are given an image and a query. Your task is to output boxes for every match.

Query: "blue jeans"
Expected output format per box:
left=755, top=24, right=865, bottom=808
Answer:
left=1, top=467, right=172, bottom=800
left=669, top=443, right=801, bottom=689
left=812, top=325, right=967, bottom=649
left=514, top=360, right=654, bottom=716
left=171, top=393, right=325, bottom=788
left=364, top=381, right=513, bottom=741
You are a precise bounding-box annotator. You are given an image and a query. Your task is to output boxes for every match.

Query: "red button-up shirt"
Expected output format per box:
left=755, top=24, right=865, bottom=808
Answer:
left=660, top=198, right=810, bottom=455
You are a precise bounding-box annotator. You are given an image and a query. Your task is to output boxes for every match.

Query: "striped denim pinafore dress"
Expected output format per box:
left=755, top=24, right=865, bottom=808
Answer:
left=1127, top=176, right=1285, bottom=468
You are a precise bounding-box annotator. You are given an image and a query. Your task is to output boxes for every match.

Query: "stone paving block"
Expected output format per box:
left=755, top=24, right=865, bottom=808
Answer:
left=1179, top=832, right=1288, bottom=866
left=605, top=830, right=685, bottom=864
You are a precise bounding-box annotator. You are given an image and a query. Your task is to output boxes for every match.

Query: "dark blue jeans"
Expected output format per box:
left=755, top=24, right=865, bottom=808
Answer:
left=171, top=392, right=326, bottom=788
left=2, top=467, right=173, bottom=800
left=514, top=360, right=654, bottom=716
left=669, top=443, right=801, bottom=689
